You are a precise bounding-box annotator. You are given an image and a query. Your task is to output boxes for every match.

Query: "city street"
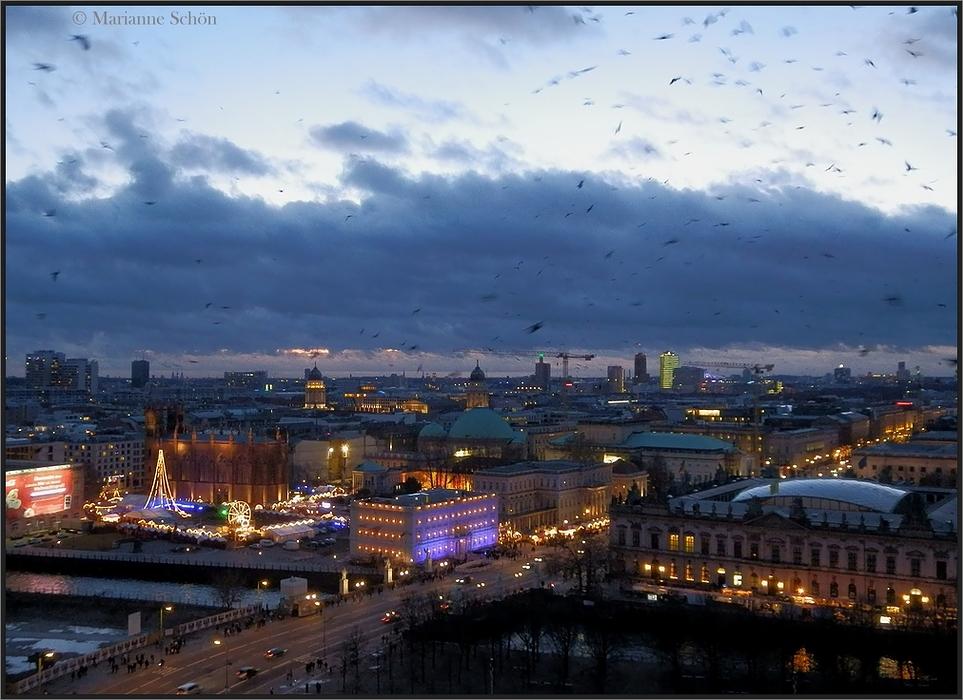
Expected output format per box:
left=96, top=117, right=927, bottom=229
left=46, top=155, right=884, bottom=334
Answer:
left=43, top=551, right=551, bottom=696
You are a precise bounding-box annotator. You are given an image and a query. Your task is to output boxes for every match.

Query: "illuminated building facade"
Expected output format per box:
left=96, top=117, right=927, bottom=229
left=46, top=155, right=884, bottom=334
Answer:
left=473, top=460, right=611, bottom=534
left=610, top=478, right=957, bottom=619
left=349, top=489, right=499, bottom=563
left=303, top=365, right=327, bottom=409
left=5, top=461, right=86, bottom=535
left=465, top=362, right=490, bottom=409
left=146, top=407, right=289, bottom=506
left=659, top=351, right=679, bottom=390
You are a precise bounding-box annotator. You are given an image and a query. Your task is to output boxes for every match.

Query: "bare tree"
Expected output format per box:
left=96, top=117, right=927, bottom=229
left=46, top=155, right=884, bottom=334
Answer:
left=343, top=625, right=367, bottom=693
left=544, top=599, right=579, bottom=690
left=209, top=568, right=246, bottom=609
left=582, top=606, right=626, bottom=693
left=544, top=532, right=609, bottom=595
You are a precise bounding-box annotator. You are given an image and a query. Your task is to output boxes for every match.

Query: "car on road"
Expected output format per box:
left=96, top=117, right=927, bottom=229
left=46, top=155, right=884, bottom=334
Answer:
left=476, top=581, right=486, bottom=588
left=264, top=647, right=287, bottom=659
left=235, top=666, right=259, bottom=680
left=175, top=682, right=202, bottom=695
left=454, top=576, right=472, bottom=585
left=381, top=610, right=401, bottom=624
left=521, top=563, right=532, bottom=569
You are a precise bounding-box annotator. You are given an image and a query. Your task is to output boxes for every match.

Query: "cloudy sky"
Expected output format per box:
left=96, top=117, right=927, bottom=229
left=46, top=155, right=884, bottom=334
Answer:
left=5, top=5, right=959, bottom=380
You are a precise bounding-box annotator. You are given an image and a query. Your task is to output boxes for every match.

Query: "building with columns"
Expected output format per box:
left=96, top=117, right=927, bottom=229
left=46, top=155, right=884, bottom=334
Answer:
left=610, top=478, right=957, bottom=619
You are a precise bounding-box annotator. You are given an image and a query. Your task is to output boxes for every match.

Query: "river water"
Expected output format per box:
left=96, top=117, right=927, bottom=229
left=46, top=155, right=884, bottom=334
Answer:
left=4, top=572, right=285, bottom=677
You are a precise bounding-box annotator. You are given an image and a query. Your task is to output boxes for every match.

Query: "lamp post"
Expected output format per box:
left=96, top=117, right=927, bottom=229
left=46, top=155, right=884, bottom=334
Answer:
left=213, top=639, right=230, bottom=690
left=37, top=651, right=54, bottom=693
left=159, top=604, right=173, bottom=641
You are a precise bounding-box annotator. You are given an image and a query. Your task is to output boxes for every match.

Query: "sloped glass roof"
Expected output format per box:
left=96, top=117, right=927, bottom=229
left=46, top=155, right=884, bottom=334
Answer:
left=733, top=478, right=909, bottom=513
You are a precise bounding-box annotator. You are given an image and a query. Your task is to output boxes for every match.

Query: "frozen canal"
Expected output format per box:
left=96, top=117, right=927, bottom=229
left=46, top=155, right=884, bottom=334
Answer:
left=5, top=572, right=283, bottom=677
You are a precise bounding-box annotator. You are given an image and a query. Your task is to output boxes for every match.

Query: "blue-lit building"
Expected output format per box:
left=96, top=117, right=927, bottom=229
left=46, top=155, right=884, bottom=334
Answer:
left=349, top=488, right=499, bottom=564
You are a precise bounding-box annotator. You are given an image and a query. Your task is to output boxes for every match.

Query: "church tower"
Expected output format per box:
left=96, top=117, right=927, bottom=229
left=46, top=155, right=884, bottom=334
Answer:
left=303, top=364, right=327, bottom=409
left=465, top=361, right=489, bottom=409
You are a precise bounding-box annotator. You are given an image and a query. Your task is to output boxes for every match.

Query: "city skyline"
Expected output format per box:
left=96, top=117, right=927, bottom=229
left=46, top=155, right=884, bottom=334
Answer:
left=5, top=5, right=958, bottom=380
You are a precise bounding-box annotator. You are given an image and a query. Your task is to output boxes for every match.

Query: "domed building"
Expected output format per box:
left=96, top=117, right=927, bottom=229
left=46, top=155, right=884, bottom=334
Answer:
left=414, top=407, right=526, bottom=490
left=303, top=364, right=327, bottom=410
left=465, top=361, right=489, bottom=409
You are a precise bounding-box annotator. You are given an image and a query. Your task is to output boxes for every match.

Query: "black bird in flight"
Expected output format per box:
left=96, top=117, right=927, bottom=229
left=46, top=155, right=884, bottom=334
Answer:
left=654, top=33, right=674, bottom=40
left=36, top=313, right=47, bottom=320
left=663, top=238, right=680, bottom=246
left=33, top=62, right=56, bottom=72
left=605, top=250, right=614, bottom=259
left=904, top=161, right=918, bottom=172
left=412, top=308, right=421, bottom=315
left=70, top=34, right=91, bottom=50
left=43, top=209, right=56, bottom=217
left=577, top=179, right=584, bottom=188
left=50, top=271, right=60, bottom=281
left=586, top=204, right=594, bottom=213
left=524, top=321, right=545, bottom=334
left=144, top=201, right=156, bottom=205
left=188, top=360, right=199, bottom=363
left=205, top=303, right=212, bottom=308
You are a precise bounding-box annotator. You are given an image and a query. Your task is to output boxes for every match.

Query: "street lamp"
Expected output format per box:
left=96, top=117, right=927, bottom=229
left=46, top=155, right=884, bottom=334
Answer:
left=159, top=605, right=173, bottom=641
left=258, top=579, right=270, bottom=594
left=213, top=639, right=230, bottom=690
left=37, top=651, right=55, bottom=693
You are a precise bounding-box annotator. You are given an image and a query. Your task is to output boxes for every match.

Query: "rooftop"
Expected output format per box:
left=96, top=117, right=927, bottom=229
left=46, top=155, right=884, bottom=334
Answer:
left=622, top=431, right=737, bottom=453
left=448, top=408, right=516, bottom=441
left=732, top=477, right=910, bottom=513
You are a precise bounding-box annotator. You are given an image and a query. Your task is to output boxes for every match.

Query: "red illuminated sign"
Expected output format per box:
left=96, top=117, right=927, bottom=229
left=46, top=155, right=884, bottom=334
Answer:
left=5, top=467, right=73, bottom=520
left=895, top=401, right=914, bottom=407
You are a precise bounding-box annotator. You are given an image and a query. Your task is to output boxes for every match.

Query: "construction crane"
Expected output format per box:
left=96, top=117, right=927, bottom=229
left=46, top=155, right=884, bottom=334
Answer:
left=457, top=349, right=595, bottom=379
left=699, top=361, right=775, bottom=476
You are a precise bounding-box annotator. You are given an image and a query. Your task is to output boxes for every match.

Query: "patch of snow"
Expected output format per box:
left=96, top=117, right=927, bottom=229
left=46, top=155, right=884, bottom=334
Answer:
left=5, top=655, right=35, bottom=675
left=67, top=625, right=124, bottom=635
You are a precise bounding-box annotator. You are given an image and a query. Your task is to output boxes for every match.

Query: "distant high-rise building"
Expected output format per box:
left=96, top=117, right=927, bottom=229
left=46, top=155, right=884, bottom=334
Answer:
left=633, top=353, right=649, bottom=385
left=673, top=366, right=707, bottom=392
left=607, top=365, right=626, bottom=394
left=834, top=365, right=852, bottom=384
left=660, top=351, right=679, bottom=390
left=25, top=350, right=64, bottom=388
left=896, top=361, right=911, bottom=382
left=224, top=371, right=267, bottom=390
left=303, top=364, right=327, bottom=409
left=25, top=350, right=98, bottom=394
left=131, top=360, right=150, bottom=388
left=535, top=355, right=551, bottom=391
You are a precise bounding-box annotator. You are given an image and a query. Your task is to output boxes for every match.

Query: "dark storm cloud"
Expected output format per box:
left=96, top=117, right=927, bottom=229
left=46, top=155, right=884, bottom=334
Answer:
left=170, top=135, right=274, bottom=176
left=308, top=122, right=409, bottom=154
left=360, top=81, right=469, bottom=123
left=5, top=149, right=956, bottom=374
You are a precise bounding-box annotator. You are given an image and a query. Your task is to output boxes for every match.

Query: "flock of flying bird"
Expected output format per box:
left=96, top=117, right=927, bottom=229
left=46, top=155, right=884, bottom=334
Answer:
left=23, top=6, right=958, bottom=374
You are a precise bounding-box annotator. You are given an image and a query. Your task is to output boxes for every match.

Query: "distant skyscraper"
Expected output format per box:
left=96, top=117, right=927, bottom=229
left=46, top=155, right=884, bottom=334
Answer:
left=834, top=365, right=852, bottom=384
left=607, top=365, right=626, bottom=394
left=534, top=355, right=551, bottom=391
left=660, top=351, right=679, bottom=390
left=25, top=350, right=64, bottom=388
left=896, top=361, right=911, bottom=382
left=633, top=353, right=649, bottom=385
left=26, top=350, right=97, bottom=394
left=131, top=359, right=150, bottom=388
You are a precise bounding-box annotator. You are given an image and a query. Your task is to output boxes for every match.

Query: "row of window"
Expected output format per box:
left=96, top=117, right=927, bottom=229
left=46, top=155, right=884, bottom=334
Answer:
left=617, top=529, right=948, bottom=580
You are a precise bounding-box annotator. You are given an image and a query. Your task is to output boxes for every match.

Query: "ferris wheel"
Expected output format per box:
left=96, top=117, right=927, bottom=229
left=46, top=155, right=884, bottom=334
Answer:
left=227, top=500, right=252, bottom=529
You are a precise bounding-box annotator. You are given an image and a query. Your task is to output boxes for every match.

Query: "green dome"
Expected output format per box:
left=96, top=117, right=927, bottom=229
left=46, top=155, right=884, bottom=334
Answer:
left=448, top=408, right=515, bottom=440
left=418, top=422, right=448, bottom=438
